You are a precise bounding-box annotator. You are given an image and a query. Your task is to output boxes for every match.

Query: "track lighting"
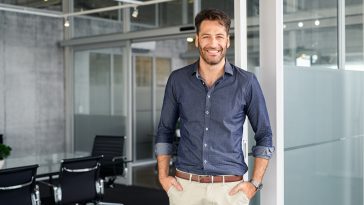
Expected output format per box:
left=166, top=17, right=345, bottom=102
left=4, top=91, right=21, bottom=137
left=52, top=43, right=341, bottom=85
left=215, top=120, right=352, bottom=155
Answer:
left=132, top=7, right=139, bottom=18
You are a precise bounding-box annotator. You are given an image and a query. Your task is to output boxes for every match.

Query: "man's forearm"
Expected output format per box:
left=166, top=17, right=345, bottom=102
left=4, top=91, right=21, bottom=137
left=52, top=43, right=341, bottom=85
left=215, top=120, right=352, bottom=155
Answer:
left=251, top=157, right=269, bottom=182
left=157, top=155, right=171, bottom=179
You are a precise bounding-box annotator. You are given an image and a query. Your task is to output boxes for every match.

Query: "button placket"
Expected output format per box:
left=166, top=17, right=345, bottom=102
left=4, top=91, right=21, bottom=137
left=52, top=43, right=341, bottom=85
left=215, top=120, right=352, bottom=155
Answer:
left=202, top=89, right=213, bottom=169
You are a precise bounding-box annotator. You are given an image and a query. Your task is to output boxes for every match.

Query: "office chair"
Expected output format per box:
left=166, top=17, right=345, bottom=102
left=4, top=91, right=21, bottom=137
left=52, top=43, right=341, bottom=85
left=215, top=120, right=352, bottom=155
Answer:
left=0, top=164, right=40, bottom=205
left=41, top=155, right=123, bottom=205
left=91, top=135, right=128, bottom=188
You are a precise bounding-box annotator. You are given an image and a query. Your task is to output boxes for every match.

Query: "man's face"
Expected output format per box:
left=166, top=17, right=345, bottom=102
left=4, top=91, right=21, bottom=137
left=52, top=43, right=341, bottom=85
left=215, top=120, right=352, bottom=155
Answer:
left=195, top=20, right=230, bottom=66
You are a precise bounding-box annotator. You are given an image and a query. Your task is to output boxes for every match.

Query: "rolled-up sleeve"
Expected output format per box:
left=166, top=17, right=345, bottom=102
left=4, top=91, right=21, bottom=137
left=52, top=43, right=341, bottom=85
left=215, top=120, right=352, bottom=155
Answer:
left=155, top=72, right=179, bottom=156
left=245, top=74, right=275, bottom=159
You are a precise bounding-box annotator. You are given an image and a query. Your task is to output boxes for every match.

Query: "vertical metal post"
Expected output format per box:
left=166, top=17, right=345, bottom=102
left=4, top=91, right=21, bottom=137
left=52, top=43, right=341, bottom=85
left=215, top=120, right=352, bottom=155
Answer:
left=338, top=0, right=346, bottom=69
left=63, top=0, right=74, bottom=153
left=194, top=0, right=201, bottom=16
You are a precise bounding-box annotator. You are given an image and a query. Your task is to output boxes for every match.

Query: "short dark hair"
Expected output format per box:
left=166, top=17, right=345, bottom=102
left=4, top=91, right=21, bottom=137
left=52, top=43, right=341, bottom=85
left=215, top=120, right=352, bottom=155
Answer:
left=194, top=9, right=231, bottom=34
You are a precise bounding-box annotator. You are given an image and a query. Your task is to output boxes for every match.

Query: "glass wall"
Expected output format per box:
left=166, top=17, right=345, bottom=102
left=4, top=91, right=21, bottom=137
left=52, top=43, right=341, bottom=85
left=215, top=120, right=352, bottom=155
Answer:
left=201, top=0, right=234, bottom=18
left=283, top=0, right=338, bottom=68
left=72, top=0, right=194, bottom=37
left=284, top=0, right=364, bottom=204
left=73, top=47, right=129, bottom=155
left=132, top=38, right=192, bottom=161
left=130, top=0, right=194, bottom=32
left=2, top=0, right=62, bottom=11
left=346, top=0, right=364, bottom=70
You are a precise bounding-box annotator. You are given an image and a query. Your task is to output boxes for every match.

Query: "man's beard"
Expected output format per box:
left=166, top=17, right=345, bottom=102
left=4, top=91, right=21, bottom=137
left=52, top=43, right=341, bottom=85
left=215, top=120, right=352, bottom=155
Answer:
left=198, top=45, right=226, bottom=65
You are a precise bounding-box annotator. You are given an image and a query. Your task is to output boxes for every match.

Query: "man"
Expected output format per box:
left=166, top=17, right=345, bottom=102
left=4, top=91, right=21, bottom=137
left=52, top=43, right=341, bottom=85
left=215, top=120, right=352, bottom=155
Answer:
left=155, top=8, right=274, bottom=205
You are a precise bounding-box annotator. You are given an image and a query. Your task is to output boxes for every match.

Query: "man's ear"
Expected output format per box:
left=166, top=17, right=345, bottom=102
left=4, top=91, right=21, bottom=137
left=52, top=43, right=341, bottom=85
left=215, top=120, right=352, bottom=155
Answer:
left=227, top=35, right=231, bottom=48
left=195, top=34, right=199, bottom=48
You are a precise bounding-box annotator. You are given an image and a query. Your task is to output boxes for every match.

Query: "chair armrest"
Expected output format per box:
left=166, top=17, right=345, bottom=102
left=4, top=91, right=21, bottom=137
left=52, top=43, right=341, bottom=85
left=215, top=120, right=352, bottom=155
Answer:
left=111, top=156, right=127, bottom=162
left=111, top=156, right=133, bottom=177
left=31, top=185, right=41, bottom=205
left=37, top=180, right=55, bottom=188
left=37, top=181, right=62, bottom=203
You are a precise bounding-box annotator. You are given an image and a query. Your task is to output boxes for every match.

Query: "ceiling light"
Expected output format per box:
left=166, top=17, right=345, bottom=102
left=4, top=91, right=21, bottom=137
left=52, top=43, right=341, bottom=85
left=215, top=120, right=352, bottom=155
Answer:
left=283, top=24, right=286, bottom=29
left=132, top=7, right=139, bottom=18
left=298, top=22, right=303, bottom=28
left=186, top=37, right=194, bottom=42
left=64, top=18, right=70, bottom=27
left=314, top=20, right=320, bottom=26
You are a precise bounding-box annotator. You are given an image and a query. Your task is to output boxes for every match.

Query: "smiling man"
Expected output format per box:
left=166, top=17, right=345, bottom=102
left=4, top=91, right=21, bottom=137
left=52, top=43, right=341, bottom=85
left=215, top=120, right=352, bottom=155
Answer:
left=155, top=9, right=275, bottom=205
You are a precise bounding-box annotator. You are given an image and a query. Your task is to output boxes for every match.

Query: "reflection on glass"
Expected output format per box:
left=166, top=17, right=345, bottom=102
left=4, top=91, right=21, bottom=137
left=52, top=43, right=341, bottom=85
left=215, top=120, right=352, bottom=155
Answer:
left=201, top=0, right=234, bottom=18
left=130, top=0, right=194, bottom=31
left=2, top=0, right=62, bottom=11
left=285, top=34, right=364, bottom=205
left=284, top=1, right=364, bottom=204
left=133, top=39, right=192, bottom=162
left=73, top=1, right=123, bottom=37
left=135, top=56, right=153, bottom=160
left=74, top=48, right=128, bottom=153
left=90, top=53, right=111, bottom=115
left=345, top=1, right=364, bottom=70
left=156, top=58, right=171, bottom=129
left=283, top=0, right=338, bottom=69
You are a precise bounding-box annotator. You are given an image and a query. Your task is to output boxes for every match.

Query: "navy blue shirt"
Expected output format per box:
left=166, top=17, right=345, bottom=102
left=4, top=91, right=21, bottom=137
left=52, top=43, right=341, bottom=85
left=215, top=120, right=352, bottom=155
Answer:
left=155, top=60, right=274, bottom=176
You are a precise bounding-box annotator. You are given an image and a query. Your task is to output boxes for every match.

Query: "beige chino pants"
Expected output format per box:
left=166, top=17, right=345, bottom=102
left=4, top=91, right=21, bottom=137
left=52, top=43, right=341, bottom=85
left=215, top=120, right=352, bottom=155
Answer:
left=167, top=177, right=250, bottom=205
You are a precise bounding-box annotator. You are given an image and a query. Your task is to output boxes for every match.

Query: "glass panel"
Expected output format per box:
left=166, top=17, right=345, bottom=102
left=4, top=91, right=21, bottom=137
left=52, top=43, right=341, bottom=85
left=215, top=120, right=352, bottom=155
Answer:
left=74, top=0, right=119, bottom=19
left=201, top=0, right=235, bottom=18
left=346, top=0, right=364, bottom=70
left=135, top=55, right=153, bottom=160
left=284, top=68, right=364, bottom=204
left=113, top=54, right=127, bottom=115
left=155, top=57, right=171, bottom=131
left=73, top=0, right=123, bottom=38
left=283, top=0, right=338, bottom=68
left=89, top=53, right=111, bottom=115
left=1, top=0, right=62, bottom=11
left=130, top=0, right=194, bottom=32
left=74, top=47, right=128, bottom=153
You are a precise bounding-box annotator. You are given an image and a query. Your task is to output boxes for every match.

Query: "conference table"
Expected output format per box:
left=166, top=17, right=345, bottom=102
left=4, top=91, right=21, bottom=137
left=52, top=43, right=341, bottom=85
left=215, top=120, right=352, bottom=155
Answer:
left=3, top=151, right=90, bottom=178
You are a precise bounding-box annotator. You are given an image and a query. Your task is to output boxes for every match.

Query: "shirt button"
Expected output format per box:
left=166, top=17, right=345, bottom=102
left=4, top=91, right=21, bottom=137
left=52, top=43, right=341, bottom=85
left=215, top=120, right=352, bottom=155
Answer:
left=205, top=111, right=209, bottom=115
left=205, top=128, right=209, bottom=131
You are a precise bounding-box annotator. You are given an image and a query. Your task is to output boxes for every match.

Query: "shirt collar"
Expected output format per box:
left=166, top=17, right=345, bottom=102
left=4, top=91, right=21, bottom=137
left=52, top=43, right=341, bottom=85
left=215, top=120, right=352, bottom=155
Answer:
left=191, top=59, right=234, bottom=78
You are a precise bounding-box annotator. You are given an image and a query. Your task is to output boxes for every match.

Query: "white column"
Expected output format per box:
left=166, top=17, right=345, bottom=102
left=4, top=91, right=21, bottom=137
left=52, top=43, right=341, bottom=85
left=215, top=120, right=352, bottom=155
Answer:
left=259, top=0, right=284, bottom=205
left=234, top=0, right=248, bottom=180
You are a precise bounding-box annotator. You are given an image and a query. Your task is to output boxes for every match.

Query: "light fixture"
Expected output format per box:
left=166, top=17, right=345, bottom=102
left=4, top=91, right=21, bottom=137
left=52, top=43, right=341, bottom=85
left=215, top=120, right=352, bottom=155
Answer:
left=298, top=22, right=303, bottom=28
left=283, top=24, right=286, bottom=29
left=186, top=37, right=194, bottom=43
left=64, top=18, right=70, bottom=27
left=314, top=20, right=320, bottom=26
left=132, top=7, right=139, bottom=18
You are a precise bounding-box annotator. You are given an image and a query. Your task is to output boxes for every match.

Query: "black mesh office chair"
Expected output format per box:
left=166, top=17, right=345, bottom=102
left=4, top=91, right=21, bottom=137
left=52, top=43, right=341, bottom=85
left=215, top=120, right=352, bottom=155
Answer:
left=91, top=135, right=128, bottom=187
left=0, top=164, right=40, bottom=205
left=42, top=155, right=123, bottom=205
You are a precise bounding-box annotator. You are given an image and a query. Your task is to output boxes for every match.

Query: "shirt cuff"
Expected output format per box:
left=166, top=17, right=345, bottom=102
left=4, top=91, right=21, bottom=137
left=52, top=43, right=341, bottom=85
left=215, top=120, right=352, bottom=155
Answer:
left=155, top=142, right=173, bottom=156
left=252, top=146, right=275, bottom=159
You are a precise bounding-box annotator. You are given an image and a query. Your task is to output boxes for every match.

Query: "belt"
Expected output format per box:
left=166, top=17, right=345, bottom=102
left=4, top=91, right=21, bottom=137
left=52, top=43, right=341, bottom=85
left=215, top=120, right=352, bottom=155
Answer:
left=175, top=170, right=243, bottom=183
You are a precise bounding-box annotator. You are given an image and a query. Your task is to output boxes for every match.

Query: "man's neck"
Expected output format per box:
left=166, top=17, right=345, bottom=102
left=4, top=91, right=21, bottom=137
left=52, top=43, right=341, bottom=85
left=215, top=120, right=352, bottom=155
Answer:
left=198, top=58, right=226, bottom=88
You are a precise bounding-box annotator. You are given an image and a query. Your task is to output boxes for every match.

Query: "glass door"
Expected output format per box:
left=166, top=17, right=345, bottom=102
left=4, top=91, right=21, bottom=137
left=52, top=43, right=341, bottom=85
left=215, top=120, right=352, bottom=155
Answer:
left=133, top=53, right=172, bottom=161
left=73, top=46, right=131, bottom=161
